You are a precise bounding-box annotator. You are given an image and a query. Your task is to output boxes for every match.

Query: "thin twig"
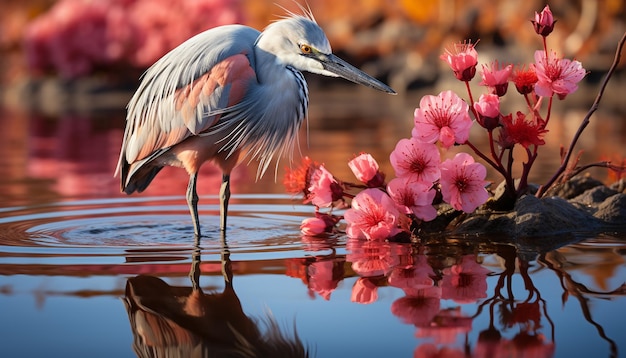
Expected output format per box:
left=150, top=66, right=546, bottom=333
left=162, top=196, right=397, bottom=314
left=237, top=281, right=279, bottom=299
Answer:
left=537, top=31, right=626, bottom=197
left=565, top=161, right=626, bottom=181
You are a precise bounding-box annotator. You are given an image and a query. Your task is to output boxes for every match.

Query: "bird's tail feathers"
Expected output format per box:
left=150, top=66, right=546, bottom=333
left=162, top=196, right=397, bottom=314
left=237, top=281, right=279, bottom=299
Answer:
left=120, top=148, right=169, bottom=194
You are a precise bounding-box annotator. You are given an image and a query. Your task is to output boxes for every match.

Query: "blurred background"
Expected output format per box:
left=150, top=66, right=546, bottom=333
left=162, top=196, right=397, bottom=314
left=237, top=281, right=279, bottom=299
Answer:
left=0, top=0, right=624, bottom=204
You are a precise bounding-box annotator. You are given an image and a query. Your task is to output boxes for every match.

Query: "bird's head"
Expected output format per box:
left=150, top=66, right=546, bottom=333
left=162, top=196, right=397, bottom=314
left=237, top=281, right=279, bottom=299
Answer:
left=257, top=14, right=396, bottom=94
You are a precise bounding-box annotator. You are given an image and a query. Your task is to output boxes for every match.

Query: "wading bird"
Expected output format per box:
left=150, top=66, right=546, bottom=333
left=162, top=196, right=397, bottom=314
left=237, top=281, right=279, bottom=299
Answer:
left=116, top=10, right=395, bottom=241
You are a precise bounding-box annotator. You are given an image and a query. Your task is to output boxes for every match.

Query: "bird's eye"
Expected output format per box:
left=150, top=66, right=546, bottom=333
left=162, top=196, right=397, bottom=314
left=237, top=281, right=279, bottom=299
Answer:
left=300, top=44, right=312, bottom=54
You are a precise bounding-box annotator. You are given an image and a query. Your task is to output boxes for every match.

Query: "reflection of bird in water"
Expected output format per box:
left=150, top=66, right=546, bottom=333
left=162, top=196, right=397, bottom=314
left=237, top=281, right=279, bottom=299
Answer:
left=123, top=239, right=309, bottom=357
left=115, top=7, right=395, bottom=241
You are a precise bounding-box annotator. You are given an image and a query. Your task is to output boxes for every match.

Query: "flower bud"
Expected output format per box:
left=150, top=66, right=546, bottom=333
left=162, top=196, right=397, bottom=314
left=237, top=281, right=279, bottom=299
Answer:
left=531, top=5, right=556, bottom=37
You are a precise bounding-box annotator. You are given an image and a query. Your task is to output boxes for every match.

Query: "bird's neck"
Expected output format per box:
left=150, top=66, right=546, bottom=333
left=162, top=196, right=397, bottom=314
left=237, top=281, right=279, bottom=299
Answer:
left=252, top=45, right=308, bottom=111
left=253, top=45, right=290, bottom=83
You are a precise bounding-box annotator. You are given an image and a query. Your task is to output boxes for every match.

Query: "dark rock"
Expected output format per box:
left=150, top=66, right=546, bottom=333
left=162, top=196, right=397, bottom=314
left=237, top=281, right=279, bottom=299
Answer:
left=439, top=176, right=626, bottom=239
left=547, top=175, right=604, bottom=199
left=609, top=179, right=626, bottom=193
left=513, top=195, right=602, bottom=236
left=571, top=185, right=618, bottom=206
left=593, top=193, right=626, bottom=225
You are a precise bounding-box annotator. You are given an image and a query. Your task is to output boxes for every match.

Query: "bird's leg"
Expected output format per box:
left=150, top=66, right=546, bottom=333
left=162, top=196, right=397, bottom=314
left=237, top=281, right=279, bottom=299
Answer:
left=189, top=246, right=202, bottom=291
left=220, top=230, right=233, bottom=287
left=186, top=172, right=201, bottom=239
left=219, top=174, right=230, bottom=232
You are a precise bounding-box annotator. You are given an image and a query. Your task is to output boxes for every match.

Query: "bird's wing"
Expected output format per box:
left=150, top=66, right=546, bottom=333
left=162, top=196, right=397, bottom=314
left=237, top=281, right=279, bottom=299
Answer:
left=116, top=25, right=260, bottom=178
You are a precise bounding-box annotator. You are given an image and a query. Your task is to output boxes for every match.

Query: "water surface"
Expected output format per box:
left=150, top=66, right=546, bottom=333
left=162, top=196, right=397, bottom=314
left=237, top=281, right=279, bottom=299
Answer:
left=1, top=96, right=625, bottom=357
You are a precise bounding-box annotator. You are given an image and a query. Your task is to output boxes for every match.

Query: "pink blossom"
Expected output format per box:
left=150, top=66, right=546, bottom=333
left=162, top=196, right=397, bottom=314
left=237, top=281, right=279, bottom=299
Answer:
left=440, top=40, right=479, bottom=81
left=300, top=212, right=339, bottom=236
left=441, top=255, right=491, bottom=303
left=348, top=153, right=385, bottom=187
left=440, top=153, right=490, bottom=213
left=300, top=217, right=326, bottom=236
left=413, top=90, right=473, bottom=148
left=531, top=5, right=556, bottom=37
left=473, top=93, right=501, bottom=130
left=351, top=277, right=378, bottom=304
left=533, top=50, right=586, bottom=99
left=390, top=138, right=441, bottom=183
left=346, top=239, right=399, bottom=276
left=386, top=177, right=437, bottom=221
left=479, top=61, right=513, bottom=97
left=344, top=189, right=405, bottom=241
left=308, top=165, right=343, bottom=207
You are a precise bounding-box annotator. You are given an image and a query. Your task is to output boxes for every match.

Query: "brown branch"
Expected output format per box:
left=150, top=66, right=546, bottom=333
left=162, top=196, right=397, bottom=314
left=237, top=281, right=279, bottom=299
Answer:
left=537, top=31, right=626, bottom=197
left=564, top=161, right=626, bottom=182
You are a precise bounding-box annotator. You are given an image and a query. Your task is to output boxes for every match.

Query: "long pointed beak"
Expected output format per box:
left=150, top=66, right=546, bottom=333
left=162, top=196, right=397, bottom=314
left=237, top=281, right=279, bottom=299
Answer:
left=321, top=54, right=396, bottom=94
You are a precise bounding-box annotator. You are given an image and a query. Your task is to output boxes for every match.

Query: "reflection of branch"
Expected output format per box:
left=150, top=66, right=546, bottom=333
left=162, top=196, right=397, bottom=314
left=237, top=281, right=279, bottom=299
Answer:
left=540, top=252, right=618, bottom=358
left=518, top=259, right=555, bottom=341
left=471, top=245, right=557, bottom=346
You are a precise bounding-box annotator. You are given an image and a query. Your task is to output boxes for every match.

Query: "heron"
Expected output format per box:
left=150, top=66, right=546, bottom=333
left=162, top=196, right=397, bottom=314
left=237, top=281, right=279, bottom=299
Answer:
left=115, top=9, right=395, bottom=241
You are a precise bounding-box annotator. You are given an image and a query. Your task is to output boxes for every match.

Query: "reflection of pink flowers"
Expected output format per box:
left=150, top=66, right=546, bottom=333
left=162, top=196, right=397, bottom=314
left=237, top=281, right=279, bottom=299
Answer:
left=391, top=286, right=442, bottom=326
left=441, top=255, right=490, bottom=303
left=414, top=344, right=465, bottom=358
left=308, top=259, right=343, bottom=300
left=387, top=177, right=437, bottom=221
left=439, top=41, right=479, bottom=82
left=346, top=239, right=400, bottom=277
left=416, top=308, right=473, bottom=344
left=308, top=165, right=343, bottom=207
left=390, top=138, right=441, bottom=184
left=387, top=255, right=434, bottom=289
left=475, top=333, right=555, bottom=358
left=348, top=153, right=385, bottom=187
left=351, top=277, right=378, bottom=304
left=440, top=153, right=490, bottom=213
left=344, top=189, right=405, bottom=241
left=533, top=50, right=586, bottom=99
left=413, top=90, right=473, bottom=149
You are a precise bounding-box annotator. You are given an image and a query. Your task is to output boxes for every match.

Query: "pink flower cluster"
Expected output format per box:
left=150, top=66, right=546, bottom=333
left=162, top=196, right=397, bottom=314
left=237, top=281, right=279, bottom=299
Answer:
left=287, top=5, right=597, bottom=242
left=289, top=127, right=489, bottom=241
left=437, top=5, right=586, bottom=201
left=24, top=0, right=243, bottom=78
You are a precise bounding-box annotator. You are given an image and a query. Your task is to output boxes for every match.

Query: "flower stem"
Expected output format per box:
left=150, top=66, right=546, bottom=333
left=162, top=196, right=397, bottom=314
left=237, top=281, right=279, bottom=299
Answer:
left=518, top=146, right=538, bottom=196
left=465, top=80, right=479, bottom=119
left=466, top=139, right=516, bottom=198
left=465, top=140, right=499, bottom=172
left=543, top=95, right=553, bottom=128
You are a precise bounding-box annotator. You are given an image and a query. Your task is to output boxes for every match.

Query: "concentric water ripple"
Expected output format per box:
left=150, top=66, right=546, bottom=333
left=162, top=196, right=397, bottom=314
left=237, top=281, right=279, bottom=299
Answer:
left=0, top=194, right=323, bottom=267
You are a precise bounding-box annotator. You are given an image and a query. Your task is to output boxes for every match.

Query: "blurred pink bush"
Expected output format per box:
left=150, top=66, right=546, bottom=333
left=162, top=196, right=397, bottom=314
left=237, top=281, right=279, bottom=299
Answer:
left=24, top=0, right=243, bottom=78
